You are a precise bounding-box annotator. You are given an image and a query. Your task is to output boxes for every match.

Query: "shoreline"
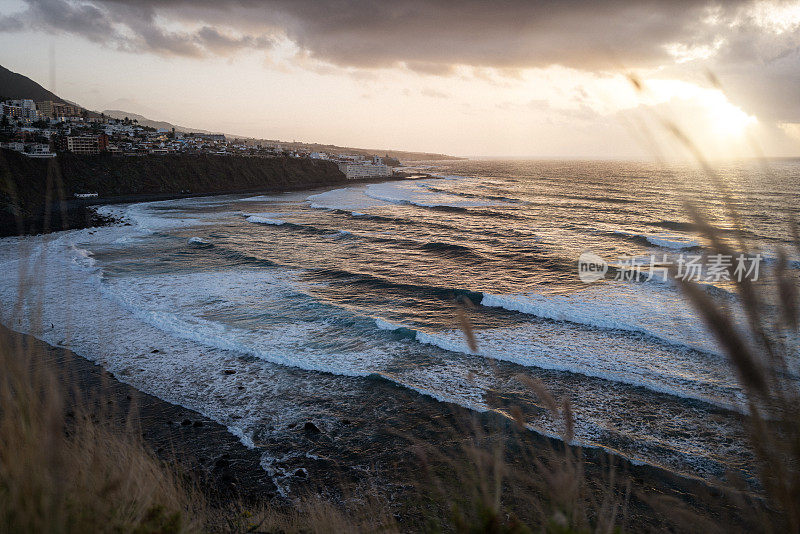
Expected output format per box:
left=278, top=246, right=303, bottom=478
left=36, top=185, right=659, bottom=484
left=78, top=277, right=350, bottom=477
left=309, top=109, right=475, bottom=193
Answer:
left=1, top=149, right=428, bottom=237
left=0, top=323, right=276, bottom=503
left=78, top=171, right=429, bottom=209
left=0, top=318, right=754, bottom=529
left=0, top=170, right=431, bottom=237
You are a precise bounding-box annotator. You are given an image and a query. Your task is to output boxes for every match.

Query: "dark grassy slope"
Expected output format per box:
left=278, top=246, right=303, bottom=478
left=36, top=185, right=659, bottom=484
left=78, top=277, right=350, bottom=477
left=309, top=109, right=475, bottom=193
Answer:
left=0, top=149, right=346, bottom=235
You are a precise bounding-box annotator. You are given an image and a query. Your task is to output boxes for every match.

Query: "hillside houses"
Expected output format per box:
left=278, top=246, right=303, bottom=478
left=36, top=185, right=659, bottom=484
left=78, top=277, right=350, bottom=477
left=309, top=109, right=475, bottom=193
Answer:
left=0, top=99, right=397, bottom=176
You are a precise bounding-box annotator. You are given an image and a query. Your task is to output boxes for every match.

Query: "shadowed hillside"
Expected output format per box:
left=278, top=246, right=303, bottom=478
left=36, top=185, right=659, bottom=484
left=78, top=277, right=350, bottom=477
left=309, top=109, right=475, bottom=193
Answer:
left=0, top=64, right=61, bottom=103
left=0, top=149, right=346, bottom=235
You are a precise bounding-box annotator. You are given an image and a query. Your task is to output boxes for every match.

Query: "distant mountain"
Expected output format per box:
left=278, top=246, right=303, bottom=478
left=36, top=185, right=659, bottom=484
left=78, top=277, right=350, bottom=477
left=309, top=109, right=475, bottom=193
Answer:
left=274, top=141, right=463, bottom=161
left=0, top=64, right=62, bottom=102
left=101, top=110, right=220, bottom=135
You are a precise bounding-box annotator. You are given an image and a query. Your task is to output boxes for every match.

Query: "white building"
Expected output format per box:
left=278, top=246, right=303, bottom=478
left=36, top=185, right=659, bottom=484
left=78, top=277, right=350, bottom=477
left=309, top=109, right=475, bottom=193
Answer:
left=1, top=142, right=24, bottom=152
left=1, top=99, right=38, bottom=122
left=25, top=144, right=56, bottom=158
left=337, top=161, right=392, bottom=179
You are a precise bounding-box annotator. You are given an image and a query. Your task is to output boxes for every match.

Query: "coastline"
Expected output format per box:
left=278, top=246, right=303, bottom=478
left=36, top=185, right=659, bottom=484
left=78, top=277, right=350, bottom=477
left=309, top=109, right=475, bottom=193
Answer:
left=0, top=156, right=430, bottom=237
left=0, top=318, right=754, bottom=530
left=0, top=149, right=344, bottom=236
left=0, top=172, right=764, bottom=530
left=0, top=323, right=277, bottom=504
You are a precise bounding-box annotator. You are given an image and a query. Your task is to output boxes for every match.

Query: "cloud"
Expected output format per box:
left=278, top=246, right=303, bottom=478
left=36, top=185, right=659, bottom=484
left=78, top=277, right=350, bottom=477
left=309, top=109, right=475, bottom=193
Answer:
left=0, top=0, right=750, bottom=66
left=194, top=26, right=273, bottom=55
left=2, top=0, right=799, bottom=123
left=0, top=0, right=273, bottom=57
left=420, top=87, right=449, bottom=99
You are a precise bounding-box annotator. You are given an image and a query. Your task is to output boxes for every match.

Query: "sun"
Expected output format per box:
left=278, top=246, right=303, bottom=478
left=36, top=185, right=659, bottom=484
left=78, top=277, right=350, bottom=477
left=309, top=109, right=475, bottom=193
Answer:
left=701, top=90, right=758, bottom=136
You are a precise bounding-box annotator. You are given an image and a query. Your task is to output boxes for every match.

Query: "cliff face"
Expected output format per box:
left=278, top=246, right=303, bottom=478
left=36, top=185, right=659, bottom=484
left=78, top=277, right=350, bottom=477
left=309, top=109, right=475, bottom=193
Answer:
left=0, top=150, right=346, bottom=236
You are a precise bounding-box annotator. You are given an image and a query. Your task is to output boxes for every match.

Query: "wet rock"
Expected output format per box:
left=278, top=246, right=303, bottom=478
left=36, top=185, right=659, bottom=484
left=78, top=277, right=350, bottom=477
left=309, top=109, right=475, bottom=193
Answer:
left=181, top=419, right=192, bottom=426
left=287, top=423, right=296, bottom=429
left=304, top=421, right=321, bottom=435
left=341, top=419, right=351, bottom=425
left=150, top=349, right=160, bottom=353
left=223, top=369, right=236, bottom=375
left=193, top=420, right=203, bottom=428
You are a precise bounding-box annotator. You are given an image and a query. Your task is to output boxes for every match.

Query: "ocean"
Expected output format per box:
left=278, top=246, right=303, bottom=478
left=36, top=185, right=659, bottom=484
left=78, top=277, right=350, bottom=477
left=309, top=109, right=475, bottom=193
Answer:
left=1, top=159, right=798, bottom=492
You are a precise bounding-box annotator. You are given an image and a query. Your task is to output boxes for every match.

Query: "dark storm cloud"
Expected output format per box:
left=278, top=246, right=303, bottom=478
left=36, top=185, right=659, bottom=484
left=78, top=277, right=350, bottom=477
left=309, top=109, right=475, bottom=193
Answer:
left=17, top=0, right=119, bottom=45
left=1, top=0, right=798, bottom=121
left=0, top=0, right=274, bottom=57
left=1, top=0, right=749, bottom=66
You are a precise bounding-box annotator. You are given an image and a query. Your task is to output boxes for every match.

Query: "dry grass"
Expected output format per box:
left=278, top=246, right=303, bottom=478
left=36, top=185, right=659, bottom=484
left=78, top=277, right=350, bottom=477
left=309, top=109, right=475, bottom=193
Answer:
left=437, top=307, right=626, bottom=534
left=674, top=205, right=800, bottom=532
left=0, top=328, right=405, bottom=534
left=626, top=70, right=800, bottom=530
left=0, top=332, right=201, bottom=533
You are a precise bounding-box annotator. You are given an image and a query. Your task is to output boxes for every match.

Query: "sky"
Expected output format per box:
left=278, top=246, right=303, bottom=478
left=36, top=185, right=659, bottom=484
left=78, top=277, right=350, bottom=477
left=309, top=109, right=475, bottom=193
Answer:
left=0, top=0, right=799, bottom=159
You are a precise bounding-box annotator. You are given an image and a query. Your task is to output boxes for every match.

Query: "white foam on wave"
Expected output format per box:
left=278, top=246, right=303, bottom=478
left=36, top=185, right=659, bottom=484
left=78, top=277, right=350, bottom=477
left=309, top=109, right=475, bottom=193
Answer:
left=374, top=318, right=401, bottom=330
left=98, top=269, right=404, bottom=380
left=480, top=284, right=720, bottom=355
left=307, top=187, right=385, bottom=213
left=378, top=318, right=742, bottom=410
left=615, top=229, right=700, bottom=250
left=365, top=181, right=496, bottom=209
left=113, top=202, right=232, bottom=233
left=66, top=243, right=98, bottom=271
left=245, top=215, right=285, bottom=225
left=241, top=195, right=284, bottom=202
left=188, top=236, right=210, bottom=245
left=646, top=233, right=700, bottom=249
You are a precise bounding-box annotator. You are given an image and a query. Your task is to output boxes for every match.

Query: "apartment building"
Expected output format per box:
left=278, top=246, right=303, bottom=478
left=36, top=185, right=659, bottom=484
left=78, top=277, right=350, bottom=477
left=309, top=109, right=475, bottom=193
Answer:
left=66, top=134, right=108, bottom=155
left=36, top=101, right=83, bottom=119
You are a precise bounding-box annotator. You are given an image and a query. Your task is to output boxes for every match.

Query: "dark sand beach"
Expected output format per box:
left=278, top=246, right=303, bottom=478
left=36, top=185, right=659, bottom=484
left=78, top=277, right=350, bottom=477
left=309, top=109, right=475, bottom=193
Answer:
left=1, top=322, right=758, bottom=531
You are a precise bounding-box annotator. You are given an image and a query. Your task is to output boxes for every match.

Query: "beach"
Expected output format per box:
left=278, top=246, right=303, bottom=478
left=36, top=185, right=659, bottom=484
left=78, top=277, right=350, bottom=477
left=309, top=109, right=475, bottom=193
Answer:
left=0, top=321, right=757, bottom=531
left=3, top=158, right=797, bottom=529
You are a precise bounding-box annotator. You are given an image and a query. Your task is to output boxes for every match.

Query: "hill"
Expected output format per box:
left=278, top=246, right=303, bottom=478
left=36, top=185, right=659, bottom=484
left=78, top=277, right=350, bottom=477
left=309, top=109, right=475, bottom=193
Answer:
left=101, top=109, right=220, bottom=135
left=0, top=64, right=62, bottom=102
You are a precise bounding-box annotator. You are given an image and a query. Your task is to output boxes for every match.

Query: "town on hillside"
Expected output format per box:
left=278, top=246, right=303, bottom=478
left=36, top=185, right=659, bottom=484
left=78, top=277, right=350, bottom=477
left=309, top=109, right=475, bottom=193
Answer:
left=0, top=98, right=394, bottom=179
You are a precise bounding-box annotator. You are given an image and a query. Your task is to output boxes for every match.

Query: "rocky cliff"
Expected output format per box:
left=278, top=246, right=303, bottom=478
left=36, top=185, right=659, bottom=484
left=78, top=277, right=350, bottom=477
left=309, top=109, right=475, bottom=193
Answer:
left=0, top=150, right=346, bottom=235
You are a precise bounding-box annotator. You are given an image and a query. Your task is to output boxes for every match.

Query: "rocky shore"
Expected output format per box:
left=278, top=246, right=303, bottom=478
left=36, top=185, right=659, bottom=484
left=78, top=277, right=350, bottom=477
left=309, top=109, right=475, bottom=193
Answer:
left=0, top=320, right=758, bottom=530
left=0, top=149, right=348, bottom=236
